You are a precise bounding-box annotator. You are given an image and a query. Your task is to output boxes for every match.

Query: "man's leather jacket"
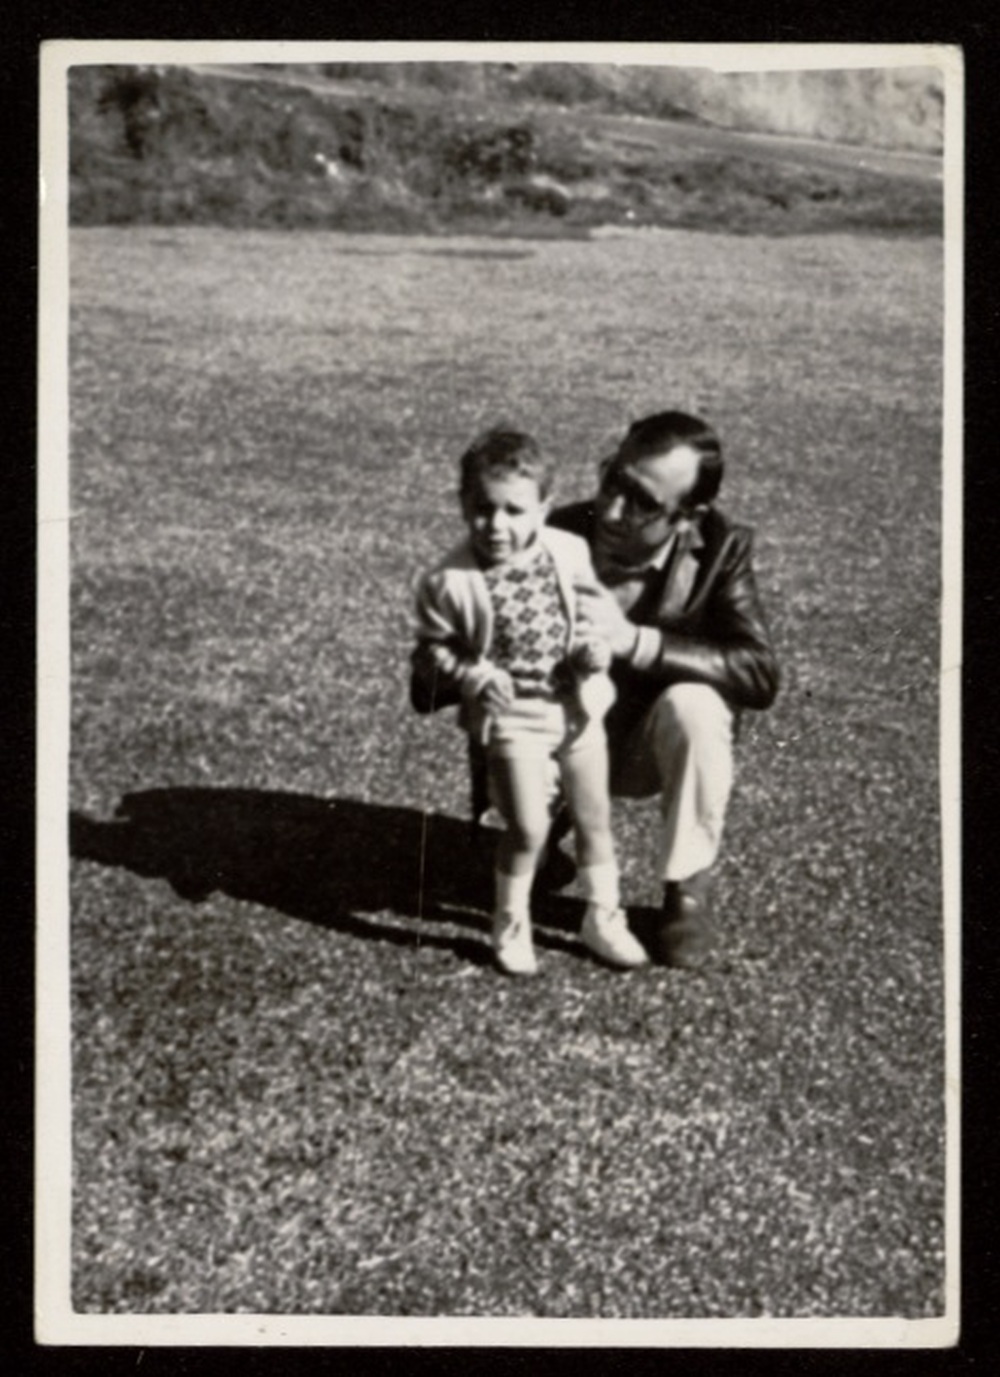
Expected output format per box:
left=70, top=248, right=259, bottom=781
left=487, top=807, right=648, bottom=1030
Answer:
left=548, top=500, right=779, bottom=720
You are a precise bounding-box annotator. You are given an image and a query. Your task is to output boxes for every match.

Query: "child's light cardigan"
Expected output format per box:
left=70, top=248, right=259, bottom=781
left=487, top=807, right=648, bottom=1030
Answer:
left=413, top=526, right=614, bottom=741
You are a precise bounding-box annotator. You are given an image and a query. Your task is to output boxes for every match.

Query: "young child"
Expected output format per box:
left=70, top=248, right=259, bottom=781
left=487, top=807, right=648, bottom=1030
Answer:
left=412, top=427, right=648, bottom=976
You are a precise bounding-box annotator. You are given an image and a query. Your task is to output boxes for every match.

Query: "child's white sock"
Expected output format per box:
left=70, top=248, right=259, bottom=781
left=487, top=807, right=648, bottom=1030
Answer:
left=494, top=868, right=534, bottom=917
left=578, top=861, right=620, bottom=911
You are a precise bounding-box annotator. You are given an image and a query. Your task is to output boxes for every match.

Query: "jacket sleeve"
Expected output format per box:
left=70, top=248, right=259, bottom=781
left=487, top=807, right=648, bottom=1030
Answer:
left=410, top=571, right=492, bottom=714
left=628, top=529, right=780, bottom=711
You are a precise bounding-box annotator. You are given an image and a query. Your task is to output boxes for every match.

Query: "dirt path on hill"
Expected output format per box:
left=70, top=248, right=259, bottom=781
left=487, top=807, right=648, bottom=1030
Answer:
left=184, top=61, right=943, bottom=185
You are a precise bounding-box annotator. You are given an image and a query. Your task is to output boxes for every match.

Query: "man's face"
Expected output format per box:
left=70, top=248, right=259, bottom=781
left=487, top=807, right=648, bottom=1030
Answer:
left=594, top=443, right=703, bottom=562
left=461, top=472, right=549, bottom=567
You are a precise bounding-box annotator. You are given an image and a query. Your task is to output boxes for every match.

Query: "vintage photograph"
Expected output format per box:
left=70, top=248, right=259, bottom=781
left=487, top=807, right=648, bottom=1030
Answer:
left=37, top=41, right=960, bottom=1344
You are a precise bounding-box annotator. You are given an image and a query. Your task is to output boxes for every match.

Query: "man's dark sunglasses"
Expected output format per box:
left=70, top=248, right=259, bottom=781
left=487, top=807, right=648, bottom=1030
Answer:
left=598, top=457, right=675, bottom=524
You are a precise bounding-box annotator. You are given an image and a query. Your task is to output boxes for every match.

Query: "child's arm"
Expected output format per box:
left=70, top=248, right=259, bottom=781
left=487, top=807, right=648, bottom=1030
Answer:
left=412, top=570, right=512, bottom=710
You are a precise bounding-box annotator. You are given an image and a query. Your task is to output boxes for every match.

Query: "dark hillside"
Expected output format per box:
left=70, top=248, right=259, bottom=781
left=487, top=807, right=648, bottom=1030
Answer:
left=235, top=60, right=945, bottom=154
left=69, top=65, right=942, bottom=236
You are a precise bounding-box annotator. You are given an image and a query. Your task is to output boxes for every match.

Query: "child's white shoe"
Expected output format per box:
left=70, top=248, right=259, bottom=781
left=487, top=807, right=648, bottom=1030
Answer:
left=492, top=911, right=539, bottom=976
left=581, top=904, right=649, bottom=969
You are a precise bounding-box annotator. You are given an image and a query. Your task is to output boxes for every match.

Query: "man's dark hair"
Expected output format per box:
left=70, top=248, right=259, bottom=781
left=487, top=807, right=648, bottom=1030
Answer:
left=459, top=427, right=553, bottom=499
left=617, top=411, right=724, bottom=508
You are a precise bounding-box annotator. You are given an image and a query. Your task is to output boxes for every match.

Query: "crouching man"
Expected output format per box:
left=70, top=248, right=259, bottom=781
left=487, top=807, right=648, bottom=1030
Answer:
left=413, top=411, right=780, bottom=968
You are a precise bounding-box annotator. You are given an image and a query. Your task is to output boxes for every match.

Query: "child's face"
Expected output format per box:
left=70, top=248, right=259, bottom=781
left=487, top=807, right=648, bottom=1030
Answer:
left=461, top=473, right=549, bottom=567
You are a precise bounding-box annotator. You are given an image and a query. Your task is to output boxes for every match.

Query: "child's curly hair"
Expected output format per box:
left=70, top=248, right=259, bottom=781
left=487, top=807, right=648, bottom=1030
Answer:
left=459, top=427, right=554, bottom=500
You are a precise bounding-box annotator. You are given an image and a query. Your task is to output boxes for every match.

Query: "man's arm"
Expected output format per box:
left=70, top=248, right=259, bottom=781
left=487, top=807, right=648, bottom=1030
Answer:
left=582, top=529, right=780, bottom=711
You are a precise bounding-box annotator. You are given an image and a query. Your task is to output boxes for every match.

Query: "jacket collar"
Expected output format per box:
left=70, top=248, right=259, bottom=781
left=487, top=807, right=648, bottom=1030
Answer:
left=658, top=517, right=705, bottom=618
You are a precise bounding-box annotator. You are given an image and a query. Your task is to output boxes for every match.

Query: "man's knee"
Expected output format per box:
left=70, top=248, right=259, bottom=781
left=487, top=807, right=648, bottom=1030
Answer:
left=650, top=683, right=733, bottom=746
left=609, top=684, right=733, bottom=799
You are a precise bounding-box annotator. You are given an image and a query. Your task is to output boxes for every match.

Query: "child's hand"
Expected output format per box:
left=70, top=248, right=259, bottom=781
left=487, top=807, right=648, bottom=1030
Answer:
left=478, top=668, right=515, bottom=713
left=571, top=634, right=612, bottom=674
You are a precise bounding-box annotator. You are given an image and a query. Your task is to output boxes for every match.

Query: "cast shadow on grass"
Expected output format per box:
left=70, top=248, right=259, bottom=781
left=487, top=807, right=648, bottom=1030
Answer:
left=69, top=787, right=599, bottom=967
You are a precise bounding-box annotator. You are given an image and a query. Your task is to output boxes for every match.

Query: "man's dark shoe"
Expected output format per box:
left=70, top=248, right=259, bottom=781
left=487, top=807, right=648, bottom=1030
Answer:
left=655, top=871, right=714, bottom=969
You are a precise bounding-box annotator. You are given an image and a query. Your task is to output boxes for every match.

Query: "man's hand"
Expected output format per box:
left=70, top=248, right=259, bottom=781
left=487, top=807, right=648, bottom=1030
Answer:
left=575, top=583, right=639, bottom=659
left=570, top=634, right=612, bottom=674
left=477, top=667, right=515, bottom=713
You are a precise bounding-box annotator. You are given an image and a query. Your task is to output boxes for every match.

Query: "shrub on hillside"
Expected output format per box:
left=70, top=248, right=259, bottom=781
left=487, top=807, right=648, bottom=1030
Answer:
left=441, top=123, right=536, bottom=183
left=95, top=67, right=163, bottom=157
left=501, top=63, right=610, bottom=108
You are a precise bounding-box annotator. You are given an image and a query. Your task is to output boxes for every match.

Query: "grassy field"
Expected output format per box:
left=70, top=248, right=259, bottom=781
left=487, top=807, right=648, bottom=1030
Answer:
left=66, top=223, right=946, bottom=1317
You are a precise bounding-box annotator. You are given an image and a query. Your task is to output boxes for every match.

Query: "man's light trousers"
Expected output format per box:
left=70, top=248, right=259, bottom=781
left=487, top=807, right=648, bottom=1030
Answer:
left=611, top=683, right=734, bottom=883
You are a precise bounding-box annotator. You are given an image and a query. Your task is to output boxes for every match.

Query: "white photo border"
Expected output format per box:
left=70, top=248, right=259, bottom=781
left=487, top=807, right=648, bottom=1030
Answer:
left=37, top=38, right=964, bottom=1348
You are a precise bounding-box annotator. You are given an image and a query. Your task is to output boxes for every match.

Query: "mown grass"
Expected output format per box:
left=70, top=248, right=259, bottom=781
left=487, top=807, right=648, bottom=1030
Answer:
left=67, top=225, right=946, bottom=1317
